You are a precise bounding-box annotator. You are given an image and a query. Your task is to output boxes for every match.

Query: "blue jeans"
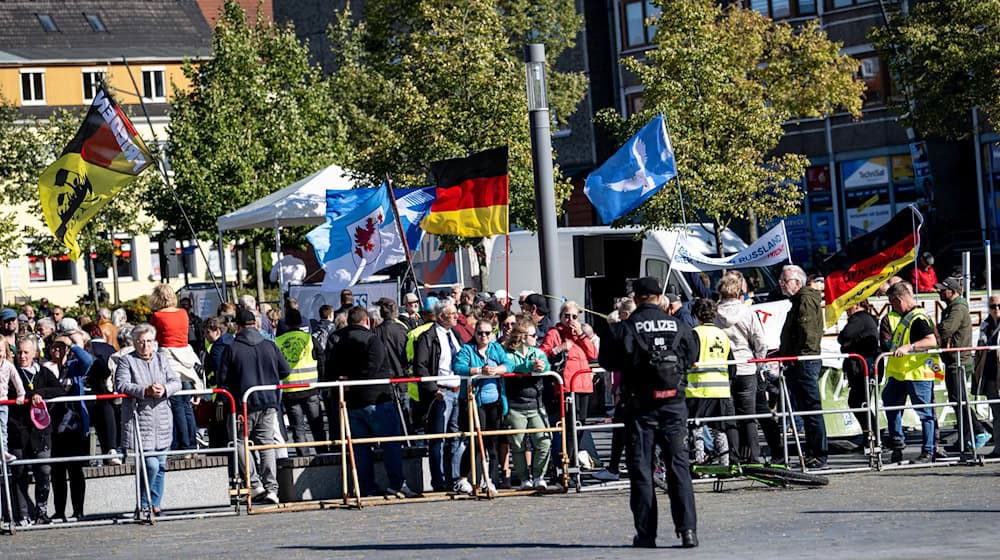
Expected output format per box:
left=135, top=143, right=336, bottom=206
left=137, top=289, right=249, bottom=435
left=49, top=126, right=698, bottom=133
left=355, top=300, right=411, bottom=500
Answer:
left=882, top=378, right=936, bottom=453
left=171, top=381, right=197, bottom=451
left=348, top=402, right=404, bottom=496
left=140, top=450, right=167, bottom=509
left=427, top=389, right=464, bottom=490
left=785, top=360, right=828, bottom=459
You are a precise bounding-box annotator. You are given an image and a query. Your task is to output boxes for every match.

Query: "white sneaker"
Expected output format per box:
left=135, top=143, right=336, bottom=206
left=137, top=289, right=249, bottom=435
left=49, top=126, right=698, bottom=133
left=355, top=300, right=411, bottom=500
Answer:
left=4, top=452, right=16, bottom=463
left=265, top=492, right=280, bottom=505
left=534, top=478, right=549, bottom=491
left=480, top=480, right=497, bottom=494
left=453, top=478, right=473, bottom=495
left=518, top=479, right=535, bottom=491
left=591, top=468, right=620, bottom=482
left=389, top=484, right=419, bottom=499
left=105, top=450, right=123, bottom=466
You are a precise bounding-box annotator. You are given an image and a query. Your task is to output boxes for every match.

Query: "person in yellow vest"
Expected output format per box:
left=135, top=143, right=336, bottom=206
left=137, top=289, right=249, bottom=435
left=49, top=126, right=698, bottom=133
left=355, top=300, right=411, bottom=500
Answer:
left=275, top=309, right=327, bottom=456
left=687, top=299, right=739, bottom=466
left=883, top=281, right=940, bottom=464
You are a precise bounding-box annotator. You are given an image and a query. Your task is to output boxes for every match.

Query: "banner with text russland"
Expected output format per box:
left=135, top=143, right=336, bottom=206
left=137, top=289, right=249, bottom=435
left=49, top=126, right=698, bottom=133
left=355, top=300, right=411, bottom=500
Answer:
left=670, top=222, right=791, bottom=272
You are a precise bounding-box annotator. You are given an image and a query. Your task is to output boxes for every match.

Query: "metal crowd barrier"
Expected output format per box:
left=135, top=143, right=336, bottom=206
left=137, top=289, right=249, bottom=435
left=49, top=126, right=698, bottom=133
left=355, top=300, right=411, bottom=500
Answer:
left=240, top=372, right=569, bottom=513
left=0, top=387, right=240, bottom=534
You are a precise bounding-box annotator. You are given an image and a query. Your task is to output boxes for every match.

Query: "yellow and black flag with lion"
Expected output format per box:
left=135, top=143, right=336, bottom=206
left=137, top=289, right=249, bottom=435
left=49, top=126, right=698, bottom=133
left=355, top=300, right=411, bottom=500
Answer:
left=38, top=86, right=153, bottom=260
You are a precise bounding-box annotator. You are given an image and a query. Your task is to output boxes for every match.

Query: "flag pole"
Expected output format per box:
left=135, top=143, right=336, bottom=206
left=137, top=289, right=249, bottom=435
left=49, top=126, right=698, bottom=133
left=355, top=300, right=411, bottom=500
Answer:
left=911, top=205, right=918, bottom=283
left=385, top=174, right=423, bottom=303
left=119, top=56, right=225, bottom=304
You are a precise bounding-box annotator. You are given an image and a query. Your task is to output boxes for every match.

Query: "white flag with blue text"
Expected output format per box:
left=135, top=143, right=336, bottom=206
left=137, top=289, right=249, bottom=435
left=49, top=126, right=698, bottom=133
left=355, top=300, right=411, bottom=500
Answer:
left=584, top=113, right=677, bottom=224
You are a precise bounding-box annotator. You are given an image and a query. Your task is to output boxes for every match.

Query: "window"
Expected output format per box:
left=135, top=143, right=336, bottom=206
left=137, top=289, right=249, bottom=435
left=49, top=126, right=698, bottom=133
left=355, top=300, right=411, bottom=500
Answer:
left=141, top=68, right=166, bottom=102
left=857, top=55, right=888, bottom=106
left=27, top=254, right=75, bottom=283
left=750, top=0, right=816, bottom=19
left=82, top=69, right=106, bottom=103
left=37, top=14, right=59, bottom=32
left=621, top=0, right=661, bottom=50
left=625, top=91, right=645, bottom=117
left=831, top=0, right=875, bottom=9
left=150, top=236, right=197, bottom=280
left=20, top=70, right=45, bottom=105
left=93, top=236, right=134, bottom=280
left=85, top=13, right=107, bottom=32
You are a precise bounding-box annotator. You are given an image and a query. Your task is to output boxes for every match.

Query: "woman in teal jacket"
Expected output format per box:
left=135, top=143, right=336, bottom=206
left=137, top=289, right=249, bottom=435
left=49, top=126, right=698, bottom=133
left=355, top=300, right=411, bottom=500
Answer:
left=503, top=316, right=552, bottom=489
left=453, top=318, right=512, bottom=493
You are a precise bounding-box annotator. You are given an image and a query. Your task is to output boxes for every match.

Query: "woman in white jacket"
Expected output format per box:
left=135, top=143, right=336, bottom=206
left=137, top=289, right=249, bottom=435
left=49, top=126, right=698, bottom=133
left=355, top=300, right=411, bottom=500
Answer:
left=715, top=272, right=768, bottom=463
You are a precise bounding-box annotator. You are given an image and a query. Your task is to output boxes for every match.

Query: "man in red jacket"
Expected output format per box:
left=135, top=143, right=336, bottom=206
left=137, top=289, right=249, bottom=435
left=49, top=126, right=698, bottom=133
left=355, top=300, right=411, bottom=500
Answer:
left=912, top=252, right=938, bottom=293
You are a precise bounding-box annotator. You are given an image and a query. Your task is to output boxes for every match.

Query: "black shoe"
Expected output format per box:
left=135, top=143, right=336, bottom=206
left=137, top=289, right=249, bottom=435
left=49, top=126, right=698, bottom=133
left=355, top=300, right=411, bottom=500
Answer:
left=632, top=535, right=656, bottom=548
left=912, top=451, right=933, bottom=464
left=34, top=513, right=52, bottom=525
left=933, top=448, right=949, bottom=460
left=889, top=449, right=903, bottom=463
left=678, top=529, right=699, bottom=548
left=804, top=456, right=829, bottom=470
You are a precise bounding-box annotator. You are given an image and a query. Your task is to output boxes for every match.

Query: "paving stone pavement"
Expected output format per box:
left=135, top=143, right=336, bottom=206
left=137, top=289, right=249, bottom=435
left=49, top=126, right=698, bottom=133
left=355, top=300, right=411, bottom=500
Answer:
left=3, top=462, right=998, bottom=559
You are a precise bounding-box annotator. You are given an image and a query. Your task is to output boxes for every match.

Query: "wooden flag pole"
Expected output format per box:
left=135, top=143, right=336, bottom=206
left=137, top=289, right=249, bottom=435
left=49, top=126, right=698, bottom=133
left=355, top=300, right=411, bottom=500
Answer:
left=384, top=174, right=424, bottom=303
left=120, top=56, right=226, bottom=303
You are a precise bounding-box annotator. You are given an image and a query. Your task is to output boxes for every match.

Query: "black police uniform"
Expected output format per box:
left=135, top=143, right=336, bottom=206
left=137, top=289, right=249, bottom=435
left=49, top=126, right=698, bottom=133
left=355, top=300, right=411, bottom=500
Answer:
left=599, top=301, right=699, bottom=547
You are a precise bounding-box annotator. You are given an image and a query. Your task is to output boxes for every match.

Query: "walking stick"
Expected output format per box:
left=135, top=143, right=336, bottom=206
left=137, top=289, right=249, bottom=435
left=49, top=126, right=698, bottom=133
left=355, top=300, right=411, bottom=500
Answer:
left=340, top=397, right=363, bottom=508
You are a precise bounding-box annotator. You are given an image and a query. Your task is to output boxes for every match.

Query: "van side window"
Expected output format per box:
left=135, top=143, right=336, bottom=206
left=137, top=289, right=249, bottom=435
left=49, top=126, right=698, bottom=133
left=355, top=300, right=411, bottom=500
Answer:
left=646, top=258, right=685, bottom=295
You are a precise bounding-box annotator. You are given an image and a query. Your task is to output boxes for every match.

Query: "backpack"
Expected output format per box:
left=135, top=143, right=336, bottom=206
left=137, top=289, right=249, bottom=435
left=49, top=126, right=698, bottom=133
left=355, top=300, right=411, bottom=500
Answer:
left=627, top=321, right=683, bottom=399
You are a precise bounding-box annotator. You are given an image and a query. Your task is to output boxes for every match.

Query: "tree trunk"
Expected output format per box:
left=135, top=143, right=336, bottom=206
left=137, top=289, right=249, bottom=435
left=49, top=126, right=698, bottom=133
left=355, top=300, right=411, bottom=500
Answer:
left=714, top=222, right=725, bottom=258
left=746, top=208, right=759, bottom=243
left=236, top=243, right=245, bottom=291
left=254, top=243, right=264, bottom=306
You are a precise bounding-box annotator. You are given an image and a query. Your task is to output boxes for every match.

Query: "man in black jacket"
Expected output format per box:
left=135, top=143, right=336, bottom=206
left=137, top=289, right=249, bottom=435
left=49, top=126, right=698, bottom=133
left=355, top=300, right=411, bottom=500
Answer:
left=218, top=309, right=290, bottom=505
left=330, top=307, right=416, bottom=498
left=375, top=298, right=411, bottom=433
left=599, top=277, right=699, bottom=549
left=412, top=302, right=465, bottom=492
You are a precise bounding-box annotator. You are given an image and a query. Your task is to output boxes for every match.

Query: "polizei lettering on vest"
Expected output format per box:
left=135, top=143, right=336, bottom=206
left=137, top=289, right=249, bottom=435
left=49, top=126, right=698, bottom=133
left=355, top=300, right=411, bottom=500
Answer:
left=94, top=89, right=147, bottom=173
left=634, top=319, right=678, bottom=333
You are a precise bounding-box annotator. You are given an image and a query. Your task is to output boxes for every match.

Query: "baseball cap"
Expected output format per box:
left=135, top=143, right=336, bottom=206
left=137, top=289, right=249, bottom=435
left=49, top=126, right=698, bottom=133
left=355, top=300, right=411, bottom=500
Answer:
left=920, top=252, right=935, bottom=265
left=235, top=309, right=257, bottom=326
left=403, top=293, right=419, bottom=304
left=31, top=401, right=51, bottom=430
left=56, top=317, right=80, bottom=334
left=934, top=277, right=961, bottom=293
left=632, top=277, right=662, bottom=297
left=494, top=289, right=509, bottom=301
left=424, top=296, right=440, bottom=313
left=524, top=293, right=549, bottom=315
left=0, top=308, right=17, bottom=322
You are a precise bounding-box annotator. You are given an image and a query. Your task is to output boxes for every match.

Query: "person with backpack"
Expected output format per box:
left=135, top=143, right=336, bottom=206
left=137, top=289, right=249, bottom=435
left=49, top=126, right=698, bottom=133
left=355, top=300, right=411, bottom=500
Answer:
left=598, top=277, right=699, bottom=549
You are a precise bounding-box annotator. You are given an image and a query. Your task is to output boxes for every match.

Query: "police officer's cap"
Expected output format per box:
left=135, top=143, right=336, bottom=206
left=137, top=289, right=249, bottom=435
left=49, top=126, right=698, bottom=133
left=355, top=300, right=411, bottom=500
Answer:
left=632, top=277, right=661, bottom=297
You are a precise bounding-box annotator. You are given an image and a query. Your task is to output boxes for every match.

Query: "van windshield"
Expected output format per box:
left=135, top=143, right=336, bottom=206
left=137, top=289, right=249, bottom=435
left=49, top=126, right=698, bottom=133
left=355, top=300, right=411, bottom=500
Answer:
left=649, top=259, right=778, bottom=302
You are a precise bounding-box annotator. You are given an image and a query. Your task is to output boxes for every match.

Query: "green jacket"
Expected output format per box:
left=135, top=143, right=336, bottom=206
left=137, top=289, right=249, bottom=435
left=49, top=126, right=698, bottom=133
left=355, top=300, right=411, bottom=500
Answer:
left=938, top=296, right=972, bottom=367
left=779, top=285, right=824, bottom=356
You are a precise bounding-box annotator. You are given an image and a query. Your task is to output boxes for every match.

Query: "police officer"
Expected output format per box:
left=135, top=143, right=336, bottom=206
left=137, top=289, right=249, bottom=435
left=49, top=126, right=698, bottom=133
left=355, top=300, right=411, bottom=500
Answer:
left=599, top=277, right=699, bottom=549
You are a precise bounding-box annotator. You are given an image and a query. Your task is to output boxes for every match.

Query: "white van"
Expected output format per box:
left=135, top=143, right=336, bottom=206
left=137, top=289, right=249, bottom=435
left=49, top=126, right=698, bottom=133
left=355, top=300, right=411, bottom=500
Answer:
left=485, top=224, right=779, bottom=318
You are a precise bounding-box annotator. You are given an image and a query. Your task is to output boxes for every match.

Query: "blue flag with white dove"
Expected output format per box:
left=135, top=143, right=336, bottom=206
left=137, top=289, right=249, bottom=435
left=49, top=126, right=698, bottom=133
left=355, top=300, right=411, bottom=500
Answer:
left=307, top=182, right=433, bottom=291
left=393, top=185, right=438, bottom=251
left=584, top=113, right=677, bottom=224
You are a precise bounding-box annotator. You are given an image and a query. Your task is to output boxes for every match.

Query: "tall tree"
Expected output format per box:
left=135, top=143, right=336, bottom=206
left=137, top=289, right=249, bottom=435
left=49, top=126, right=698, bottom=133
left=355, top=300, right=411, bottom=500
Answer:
left=154, top=0, right=346, bottom=242
left=596, top=0, right=864, bottom=253
left=327, top=0, right=588, bottom=238
left=870, top=0, right=1000, bottom=138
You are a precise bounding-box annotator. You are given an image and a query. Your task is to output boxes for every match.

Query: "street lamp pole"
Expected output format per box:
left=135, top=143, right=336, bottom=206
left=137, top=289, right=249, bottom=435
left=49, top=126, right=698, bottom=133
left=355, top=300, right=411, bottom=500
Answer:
left=525, top=43, right=562, bottom=323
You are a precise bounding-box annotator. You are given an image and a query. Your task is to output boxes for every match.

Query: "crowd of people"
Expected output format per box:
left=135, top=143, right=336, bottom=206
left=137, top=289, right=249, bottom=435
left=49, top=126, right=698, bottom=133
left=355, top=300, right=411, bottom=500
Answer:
left=1, top=264, right=998, bottom=533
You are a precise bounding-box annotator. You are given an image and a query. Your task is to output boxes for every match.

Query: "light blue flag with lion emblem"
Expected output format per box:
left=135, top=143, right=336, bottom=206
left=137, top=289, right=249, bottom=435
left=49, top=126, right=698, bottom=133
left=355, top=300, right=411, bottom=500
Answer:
left=584, top=113, right=677, bottom=224
left=307, top=182, right=410, bottom=291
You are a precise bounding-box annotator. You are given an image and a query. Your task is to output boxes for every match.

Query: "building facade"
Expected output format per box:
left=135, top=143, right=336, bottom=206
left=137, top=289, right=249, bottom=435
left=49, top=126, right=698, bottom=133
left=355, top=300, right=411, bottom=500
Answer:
left=0, top=1, right=240, bottom=306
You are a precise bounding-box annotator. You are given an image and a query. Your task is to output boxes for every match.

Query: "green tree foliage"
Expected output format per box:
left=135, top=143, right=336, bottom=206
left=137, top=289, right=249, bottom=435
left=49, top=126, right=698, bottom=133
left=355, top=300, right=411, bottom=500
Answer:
left=596, top=0, right=864, bottom=252
left=870, top=0, right=1000, bottom=138
left=155, top=0, right=345, bottom=242
left=327, top=0, right=588, bottom=239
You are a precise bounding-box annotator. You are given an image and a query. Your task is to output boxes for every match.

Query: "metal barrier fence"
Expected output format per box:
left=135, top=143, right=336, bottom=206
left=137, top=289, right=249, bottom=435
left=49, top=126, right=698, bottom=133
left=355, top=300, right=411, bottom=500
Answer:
left=240, top=372, right=567, bottom=512
left=0, top=387, right=239, bottom=534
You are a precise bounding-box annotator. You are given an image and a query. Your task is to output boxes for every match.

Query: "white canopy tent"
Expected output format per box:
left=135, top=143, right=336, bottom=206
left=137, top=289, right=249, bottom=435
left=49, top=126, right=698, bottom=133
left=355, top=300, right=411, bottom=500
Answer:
left=214, top=164, right=357, bottom=295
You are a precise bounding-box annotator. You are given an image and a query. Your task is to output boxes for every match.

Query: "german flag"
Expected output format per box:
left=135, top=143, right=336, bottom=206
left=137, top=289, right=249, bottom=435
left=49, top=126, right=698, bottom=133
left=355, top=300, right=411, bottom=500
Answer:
left=38, top=86, right=153, bottom=260
left=822, top=206, right=923, bottom=327
left=422, top=146, right=509, bottom=238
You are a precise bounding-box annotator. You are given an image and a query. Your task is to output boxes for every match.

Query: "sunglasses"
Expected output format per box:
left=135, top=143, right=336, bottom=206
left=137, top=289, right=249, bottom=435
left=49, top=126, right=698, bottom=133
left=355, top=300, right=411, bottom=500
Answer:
left=526, top=332, right=537, bottom=337
left=990, top=304, right=1000, bottom=310
left=476, top=331, right=492, bottom=336
left=562, top=313, right=578, bottom=319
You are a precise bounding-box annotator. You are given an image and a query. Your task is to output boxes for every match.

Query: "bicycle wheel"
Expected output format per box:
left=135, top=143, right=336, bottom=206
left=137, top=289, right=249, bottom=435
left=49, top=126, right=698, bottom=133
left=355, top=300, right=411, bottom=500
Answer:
left=741, top=465, right=829, bottom=487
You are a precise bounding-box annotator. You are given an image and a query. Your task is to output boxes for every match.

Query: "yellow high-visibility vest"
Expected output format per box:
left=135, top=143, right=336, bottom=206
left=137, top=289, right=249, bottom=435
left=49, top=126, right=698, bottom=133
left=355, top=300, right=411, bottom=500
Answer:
left=686, top=324, right=732, bottom=399
left=885, top=307, right=943, bottom=382
left=275, top=330, right=318, bottom=393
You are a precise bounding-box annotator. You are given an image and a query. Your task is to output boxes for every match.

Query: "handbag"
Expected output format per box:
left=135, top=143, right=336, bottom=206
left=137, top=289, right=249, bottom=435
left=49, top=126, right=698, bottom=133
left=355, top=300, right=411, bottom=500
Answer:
left=549, top=350, right=567, bottom=374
